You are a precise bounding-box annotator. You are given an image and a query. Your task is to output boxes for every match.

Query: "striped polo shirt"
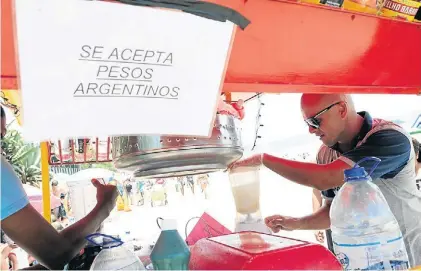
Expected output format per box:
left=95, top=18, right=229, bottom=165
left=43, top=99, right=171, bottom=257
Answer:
left=316, top=111, right=421, bottom=267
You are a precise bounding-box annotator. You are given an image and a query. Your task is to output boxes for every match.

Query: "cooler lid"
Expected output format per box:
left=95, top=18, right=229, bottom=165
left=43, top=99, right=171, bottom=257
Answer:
left=209, top=232, right=306, bottom=254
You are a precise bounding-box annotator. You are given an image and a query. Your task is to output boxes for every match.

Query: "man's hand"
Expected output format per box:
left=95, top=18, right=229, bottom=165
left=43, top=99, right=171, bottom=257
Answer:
left=229, top=154, right=264, bottom=171
left=92, top=179, right=118, bottom=214
left=217, top=98, right=245, bottom=120
left=314, top=230, right=325, bottom=243
left=264, top=215, right=303, bottom=233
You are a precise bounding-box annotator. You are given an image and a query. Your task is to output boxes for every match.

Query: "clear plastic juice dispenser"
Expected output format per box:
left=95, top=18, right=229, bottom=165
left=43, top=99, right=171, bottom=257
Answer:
left=229, top=166, right=270, bottom=233
left=66, top=178, right=98, bottom=222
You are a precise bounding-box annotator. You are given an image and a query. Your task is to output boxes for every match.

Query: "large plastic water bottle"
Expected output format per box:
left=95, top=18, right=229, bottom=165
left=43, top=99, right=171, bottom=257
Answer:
left=121, top=230, right=134, bottom=252
left=150, top=219, right=190, bottom=270
left=86, top=233, right=145, bottom=270
left=330, top=157, right=410, bottom=270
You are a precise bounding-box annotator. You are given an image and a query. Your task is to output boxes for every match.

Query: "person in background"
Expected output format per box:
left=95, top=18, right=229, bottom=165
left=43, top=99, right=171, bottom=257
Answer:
left=116, top=181, right=124, bottom=196
left=197, top=174, right=210, bottom=199
left=137, top=180, right=145, bottom=198
left=1, top=105, right=118, bottom=270
left=1, top=242, right=13, bottom=270
left=1, top=230, right=19, bottom=271
left=7, top=247, right=19, bottom=270
left=63, top=191, right=72, bottom=218
left=57, top=193, right=69, bottom=226
left=50, top=214, right=58, bottom=224
left=177, top=177, right=186, bottom=196
left=27, top=255, right=38, bottom=268
left=51, top=180, right=60, bottom=198
left=231, top=94, right=421, bottom=266
left=186, top=175, right=195, bottom=195
left=51, top=179, right=71, bottom=215
left=124, top=180, right=133, bottom=205
left=412, top=137, right=421, bottom=190
left=136, top=180, right=145, bottom=206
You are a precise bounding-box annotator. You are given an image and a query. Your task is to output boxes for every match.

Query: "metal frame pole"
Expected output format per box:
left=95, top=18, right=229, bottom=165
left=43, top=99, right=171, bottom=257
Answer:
left=41, top=142, right=51, bottom=222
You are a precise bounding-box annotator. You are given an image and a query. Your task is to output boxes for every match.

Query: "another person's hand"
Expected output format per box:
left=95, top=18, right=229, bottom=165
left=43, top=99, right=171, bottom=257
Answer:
left=1, top=244, right=12, bottom=270
left=1, top=243, right=13, bottom=258
left=264, top=215, right=303, bottom=233
left=9, top=243, right=18, bottom=250
left=229, top=154, right=264, bottom=171
left=314, top=230, right=325, bottom=243
left=92, top=179, right=118, bottom=214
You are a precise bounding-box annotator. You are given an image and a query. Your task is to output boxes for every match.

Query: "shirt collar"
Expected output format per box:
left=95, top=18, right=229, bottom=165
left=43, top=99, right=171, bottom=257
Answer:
left=331, top=111, right=372, bottom=152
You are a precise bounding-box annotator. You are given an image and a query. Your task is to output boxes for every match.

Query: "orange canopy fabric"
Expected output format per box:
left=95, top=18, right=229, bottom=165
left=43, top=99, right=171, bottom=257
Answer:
left=2, top=0, right=421, bottom=95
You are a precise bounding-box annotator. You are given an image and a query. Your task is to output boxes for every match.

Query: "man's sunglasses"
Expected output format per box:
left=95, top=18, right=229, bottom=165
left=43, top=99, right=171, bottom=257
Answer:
left=305, top=101, right=342, bottom=129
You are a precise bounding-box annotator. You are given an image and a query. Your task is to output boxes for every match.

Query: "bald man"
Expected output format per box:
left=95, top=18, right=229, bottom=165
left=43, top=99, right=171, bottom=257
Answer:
left=231, top=94, right=421, bottom=267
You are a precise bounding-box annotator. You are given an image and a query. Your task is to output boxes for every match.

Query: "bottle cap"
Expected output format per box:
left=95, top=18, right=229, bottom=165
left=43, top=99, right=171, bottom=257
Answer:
left=344, top=157, right=381, bottom=182
left=161, top=219, right=177, bottom=231
left=344, top=167, right=367, bottom=182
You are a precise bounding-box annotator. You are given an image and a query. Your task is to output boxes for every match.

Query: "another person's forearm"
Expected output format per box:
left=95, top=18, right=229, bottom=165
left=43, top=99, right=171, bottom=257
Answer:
left=58, top=204, right=111, bottom=262
left=262, top=154, right=345, bottom=190
left=312, top=188, right=323, bottom=212
left=35, top=205, right=111, bottom=269
left=299, top=203, right=331, bottom=230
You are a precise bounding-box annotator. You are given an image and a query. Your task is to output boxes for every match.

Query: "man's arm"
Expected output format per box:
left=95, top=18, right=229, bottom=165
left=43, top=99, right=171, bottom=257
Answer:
left=311, top=188, right=325, bottom=242
left=263, top=154, right=350, bottom=190
left=300, top=200, right=332, bottom=230
left=261, top=129, right=412, bottom=190
left=265, top=201, right=332, bottom=232
left=1, top=180, right=116, bottom=270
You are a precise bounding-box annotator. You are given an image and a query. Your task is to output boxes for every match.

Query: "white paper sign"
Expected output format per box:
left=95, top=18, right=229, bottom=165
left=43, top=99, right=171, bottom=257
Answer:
left=14, top=0, right=234, bottom=141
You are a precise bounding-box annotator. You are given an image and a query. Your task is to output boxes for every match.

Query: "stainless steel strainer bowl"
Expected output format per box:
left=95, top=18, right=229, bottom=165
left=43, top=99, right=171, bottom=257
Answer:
left=112, top=114, right=243, bottom=178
